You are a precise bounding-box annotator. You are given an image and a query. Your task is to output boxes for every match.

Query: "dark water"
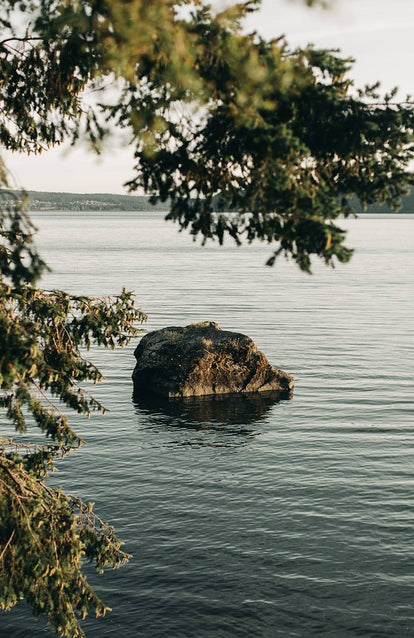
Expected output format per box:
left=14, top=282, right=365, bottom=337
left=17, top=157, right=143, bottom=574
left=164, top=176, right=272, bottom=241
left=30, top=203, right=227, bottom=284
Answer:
left=2, top=212, right=414, bottom=637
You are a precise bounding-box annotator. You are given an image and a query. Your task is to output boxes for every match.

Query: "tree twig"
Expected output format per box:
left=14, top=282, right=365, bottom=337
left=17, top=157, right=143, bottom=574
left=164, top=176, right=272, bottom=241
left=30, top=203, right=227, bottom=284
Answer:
left=0, top=529, right=15, bottom=562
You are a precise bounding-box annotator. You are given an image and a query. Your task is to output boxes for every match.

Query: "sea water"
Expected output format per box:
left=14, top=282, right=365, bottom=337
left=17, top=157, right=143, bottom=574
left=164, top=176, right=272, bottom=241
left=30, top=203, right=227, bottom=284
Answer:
left=2, top=212, right=414, bottom=637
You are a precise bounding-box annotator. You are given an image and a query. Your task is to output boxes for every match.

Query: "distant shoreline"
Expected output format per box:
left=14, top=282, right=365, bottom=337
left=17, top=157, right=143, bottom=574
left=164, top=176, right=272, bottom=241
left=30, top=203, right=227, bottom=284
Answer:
left=9, top=189, right=414, bottom=213
left=11, top=189, right=170, bottom=212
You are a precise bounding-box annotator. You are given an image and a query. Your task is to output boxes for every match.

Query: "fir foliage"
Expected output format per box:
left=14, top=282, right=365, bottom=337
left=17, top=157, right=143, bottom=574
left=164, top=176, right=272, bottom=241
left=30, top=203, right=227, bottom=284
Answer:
left=1, top=1, right=414, bottom=636
left=0, top=183, right=145, bottom=637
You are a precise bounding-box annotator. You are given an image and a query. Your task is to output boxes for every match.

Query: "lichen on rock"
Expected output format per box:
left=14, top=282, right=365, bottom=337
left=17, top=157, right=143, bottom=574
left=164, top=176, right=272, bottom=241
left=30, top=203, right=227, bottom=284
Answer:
left=132, top=322, right=294, bottom=399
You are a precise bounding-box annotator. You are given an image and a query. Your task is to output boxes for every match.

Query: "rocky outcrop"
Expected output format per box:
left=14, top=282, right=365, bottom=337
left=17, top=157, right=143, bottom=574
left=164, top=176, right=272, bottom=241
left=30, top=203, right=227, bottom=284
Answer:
left=132, top=322, right=294, bottom=399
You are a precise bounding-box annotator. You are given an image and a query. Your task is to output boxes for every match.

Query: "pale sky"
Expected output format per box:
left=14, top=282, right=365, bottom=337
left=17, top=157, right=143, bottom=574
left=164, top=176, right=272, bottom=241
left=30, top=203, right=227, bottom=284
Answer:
left=5, top=0, right=414, bottom=194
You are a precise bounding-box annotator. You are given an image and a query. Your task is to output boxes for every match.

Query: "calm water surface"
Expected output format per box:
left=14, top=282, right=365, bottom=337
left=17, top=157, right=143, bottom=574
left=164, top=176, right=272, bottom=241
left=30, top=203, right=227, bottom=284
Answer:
left=2, top=212, right=414, bottom=637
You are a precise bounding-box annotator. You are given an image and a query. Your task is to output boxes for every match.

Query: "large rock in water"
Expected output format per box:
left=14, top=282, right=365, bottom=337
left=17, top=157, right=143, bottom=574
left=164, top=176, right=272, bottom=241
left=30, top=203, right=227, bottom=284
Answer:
left=132, top=322, right=294, bottom=399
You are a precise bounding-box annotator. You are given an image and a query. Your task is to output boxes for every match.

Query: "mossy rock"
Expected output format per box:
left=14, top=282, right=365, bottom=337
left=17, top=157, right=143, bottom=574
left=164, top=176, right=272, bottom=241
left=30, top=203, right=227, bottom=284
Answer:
left=132, top=322, right=294, bottom=399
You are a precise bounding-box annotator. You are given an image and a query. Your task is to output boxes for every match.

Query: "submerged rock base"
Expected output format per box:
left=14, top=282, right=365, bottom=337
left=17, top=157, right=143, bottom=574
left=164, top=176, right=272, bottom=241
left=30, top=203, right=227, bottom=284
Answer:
left=132, top=321, right=294, bottom=399
left=133, top=389, right=291, bottom=425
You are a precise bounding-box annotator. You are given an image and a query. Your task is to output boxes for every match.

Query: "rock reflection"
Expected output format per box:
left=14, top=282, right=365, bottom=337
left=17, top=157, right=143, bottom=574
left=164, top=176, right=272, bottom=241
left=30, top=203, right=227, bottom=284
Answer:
left=133, top=389, right=292, bottom=427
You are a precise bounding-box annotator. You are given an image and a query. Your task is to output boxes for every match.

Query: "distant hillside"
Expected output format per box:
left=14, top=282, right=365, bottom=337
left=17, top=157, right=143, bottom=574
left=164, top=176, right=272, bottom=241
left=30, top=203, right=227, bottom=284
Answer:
left=19, top=190, right=170, bottom=212
left=352, top=191, right=414, bottom=214
left=9, top=188, right=414, bottom=213
left=212, top=191, right=414, bottom=214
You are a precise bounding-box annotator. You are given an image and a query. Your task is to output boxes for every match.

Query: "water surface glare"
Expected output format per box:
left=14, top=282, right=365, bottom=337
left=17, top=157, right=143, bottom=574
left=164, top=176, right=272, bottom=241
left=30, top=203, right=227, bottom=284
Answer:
left=2, top=212, right=414, bottom=637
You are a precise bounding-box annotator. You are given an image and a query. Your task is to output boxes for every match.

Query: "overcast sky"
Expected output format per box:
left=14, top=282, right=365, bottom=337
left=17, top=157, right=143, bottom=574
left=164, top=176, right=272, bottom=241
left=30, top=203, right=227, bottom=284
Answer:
left=5, top=0, right=414, bottom=194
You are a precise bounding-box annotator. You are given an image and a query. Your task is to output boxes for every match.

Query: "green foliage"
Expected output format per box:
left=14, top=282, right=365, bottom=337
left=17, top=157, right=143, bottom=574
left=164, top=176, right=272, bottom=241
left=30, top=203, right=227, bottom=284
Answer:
left=0, top=184, right=146, bottom=636
left=0, top=281, right=145, bottom=444
left=1, top=0, right=414, bottom=636
left=1, top=0, right=413, bottom=269
left=0, top=451, right=130, bottom=638
left=126, top=36, right=414, bottom=271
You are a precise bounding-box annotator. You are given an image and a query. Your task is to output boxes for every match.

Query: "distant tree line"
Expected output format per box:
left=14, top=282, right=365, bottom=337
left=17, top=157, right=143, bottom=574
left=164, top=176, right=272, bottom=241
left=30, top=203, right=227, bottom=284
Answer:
left=15, top=189, right=414, bottom=213
left=350, top=191, right=414, bottom=214
left=17, top=190, right=170, bottom=212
